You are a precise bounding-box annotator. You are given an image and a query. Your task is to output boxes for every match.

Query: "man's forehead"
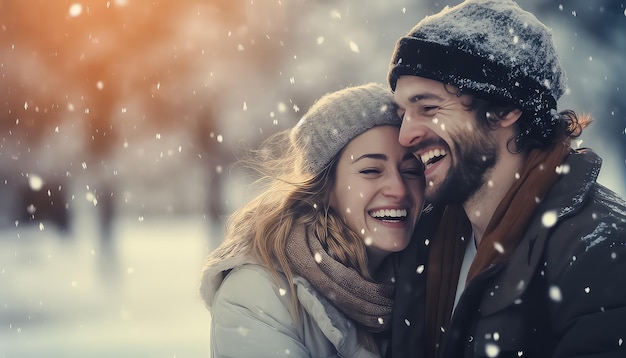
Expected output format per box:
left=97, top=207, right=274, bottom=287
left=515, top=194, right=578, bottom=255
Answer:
left=394, top=77, right=448, bottom=100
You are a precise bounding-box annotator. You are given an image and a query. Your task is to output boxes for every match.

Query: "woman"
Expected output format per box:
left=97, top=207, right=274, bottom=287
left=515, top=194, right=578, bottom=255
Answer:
left=199, top=83, right=426, bottom=357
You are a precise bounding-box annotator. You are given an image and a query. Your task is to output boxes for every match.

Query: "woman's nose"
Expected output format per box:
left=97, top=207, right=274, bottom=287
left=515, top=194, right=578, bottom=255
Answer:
left=383, top=172, right=409, bottom=199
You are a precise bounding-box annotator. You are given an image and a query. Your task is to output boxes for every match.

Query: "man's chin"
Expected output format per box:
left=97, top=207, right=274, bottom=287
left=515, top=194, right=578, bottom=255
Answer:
left=427, top=182, right=471, bottom=206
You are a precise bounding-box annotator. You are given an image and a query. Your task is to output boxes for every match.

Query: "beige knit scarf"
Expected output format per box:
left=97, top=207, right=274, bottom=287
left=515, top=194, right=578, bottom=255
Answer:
left=285, top=225, right=394, bottom=332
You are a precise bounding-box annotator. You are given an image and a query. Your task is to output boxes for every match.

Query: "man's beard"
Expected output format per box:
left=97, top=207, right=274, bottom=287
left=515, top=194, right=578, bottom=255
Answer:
left=428, top=135, right=498, bottom=206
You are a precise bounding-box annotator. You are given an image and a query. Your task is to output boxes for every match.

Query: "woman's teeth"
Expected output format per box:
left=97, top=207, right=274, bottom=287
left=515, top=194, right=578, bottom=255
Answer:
left=369, top=209, right=407, bottom=220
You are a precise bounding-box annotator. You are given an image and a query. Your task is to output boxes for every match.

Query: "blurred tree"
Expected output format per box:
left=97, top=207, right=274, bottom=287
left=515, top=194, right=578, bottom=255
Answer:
left=0, top=0, right=294, bottom=244
left=0, top=1, right=227, bottom=235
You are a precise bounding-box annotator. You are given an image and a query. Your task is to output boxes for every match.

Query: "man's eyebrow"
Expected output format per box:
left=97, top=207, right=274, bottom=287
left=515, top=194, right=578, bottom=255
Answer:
left=351, top=153, right=387, bottom=163
left=407, top=92, right=446, bottom=103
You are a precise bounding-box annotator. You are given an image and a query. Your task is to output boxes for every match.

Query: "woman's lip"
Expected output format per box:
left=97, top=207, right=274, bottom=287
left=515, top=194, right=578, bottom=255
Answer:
left=369, top=217, right=410, bottom=229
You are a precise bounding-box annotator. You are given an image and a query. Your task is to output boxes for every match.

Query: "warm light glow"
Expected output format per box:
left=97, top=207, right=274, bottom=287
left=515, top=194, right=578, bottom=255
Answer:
left=68, top=3, right=83, bottom=17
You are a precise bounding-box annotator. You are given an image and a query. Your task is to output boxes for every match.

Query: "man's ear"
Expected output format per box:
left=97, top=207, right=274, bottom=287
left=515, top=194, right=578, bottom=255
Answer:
left=500, top=108, right=523, bottom=128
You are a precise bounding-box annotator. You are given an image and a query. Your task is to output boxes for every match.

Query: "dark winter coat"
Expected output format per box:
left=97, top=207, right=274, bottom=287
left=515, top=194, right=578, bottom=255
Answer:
left=387, top=148, right=626, bottom=358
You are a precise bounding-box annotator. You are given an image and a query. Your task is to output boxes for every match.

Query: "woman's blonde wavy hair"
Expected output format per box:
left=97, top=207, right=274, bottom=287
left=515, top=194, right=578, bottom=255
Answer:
left=209, top=128, right=372, bottom=310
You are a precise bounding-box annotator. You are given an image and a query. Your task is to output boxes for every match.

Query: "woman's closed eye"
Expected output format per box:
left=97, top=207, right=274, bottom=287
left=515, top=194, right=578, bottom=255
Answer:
left=359, top=168, right=383, bottom=176
left=401, top=166, right=424, bottom=179
left=400, top=153, right=425, bottom=178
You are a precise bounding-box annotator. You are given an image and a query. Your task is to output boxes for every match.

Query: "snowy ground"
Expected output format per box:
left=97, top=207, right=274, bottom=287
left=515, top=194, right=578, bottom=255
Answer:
left=0, top=207, right=216, bottom=358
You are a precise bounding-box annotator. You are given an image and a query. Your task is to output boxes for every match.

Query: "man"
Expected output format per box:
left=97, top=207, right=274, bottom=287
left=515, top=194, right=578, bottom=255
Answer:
left=385, top=0, right=626, bottom=357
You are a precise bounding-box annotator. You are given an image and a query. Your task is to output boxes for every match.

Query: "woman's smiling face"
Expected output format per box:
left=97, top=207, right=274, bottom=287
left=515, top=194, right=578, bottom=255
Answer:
left=330, top=125, right=425, bottom=262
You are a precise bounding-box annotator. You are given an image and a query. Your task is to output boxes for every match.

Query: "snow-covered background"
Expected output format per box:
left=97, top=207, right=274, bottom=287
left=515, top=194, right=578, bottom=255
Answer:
left=1, top=1, right=624, bottom=357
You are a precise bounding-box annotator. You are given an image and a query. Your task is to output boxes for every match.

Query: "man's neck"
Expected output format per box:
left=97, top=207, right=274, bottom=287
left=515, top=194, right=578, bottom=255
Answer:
left=464, top=150, right=526, bottom=246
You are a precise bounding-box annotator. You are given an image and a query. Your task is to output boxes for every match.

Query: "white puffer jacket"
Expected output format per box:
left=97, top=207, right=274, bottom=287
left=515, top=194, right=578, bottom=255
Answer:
left=200, top=254, right=381, bottom=358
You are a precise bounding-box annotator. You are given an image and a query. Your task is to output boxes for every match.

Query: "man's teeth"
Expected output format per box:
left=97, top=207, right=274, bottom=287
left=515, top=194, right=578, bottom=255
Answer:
left=420, top=148, right=447, bottom=164
left=370, top=209, right=408, bottom=218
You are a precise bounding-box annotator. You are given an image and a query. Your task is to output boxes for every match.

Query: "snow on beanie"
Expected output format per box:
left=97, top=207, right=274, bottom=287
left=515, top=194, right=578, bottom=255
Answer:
left=388, top=0, right=566, bottom=141
left=290, top=83, right=400, bottom=175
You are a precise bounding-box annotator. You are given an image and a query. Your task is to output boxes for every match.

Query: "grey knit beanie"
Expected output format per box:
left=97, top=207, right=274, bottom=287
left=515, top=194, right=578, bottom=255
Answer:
left=388, top=0, right=566, bottom=141
left=290, top=83, right=400, bottom=175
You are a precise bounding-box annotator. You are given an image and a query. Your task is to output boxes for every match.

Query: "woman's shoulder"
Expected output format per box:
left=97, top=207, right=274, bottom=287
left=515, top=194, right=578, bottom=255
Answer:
left=210, top=264, right=314, bottom=357
left=213, top=263, right=295, bottom=323
left=217, top=264, right=291, bottom=302
left=213, top=264, right=381, bottom=357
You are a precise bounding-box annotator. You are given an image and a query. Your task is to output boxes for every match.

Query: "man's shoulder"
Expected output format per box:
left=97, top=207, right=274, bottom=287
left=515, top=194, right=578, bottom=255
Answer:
left=557, top=180, right=626, bottom=231
left=539, top=180, right=626, bottom=277
left=589, top=182, right=626, bottom=214
left=543, top=148, right=625, bottom=223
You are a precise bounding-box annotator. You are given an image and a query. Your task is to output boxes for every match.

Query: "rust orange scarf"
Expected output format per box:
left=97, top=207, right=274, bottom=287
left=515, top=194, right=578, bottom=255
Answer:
left=425, top=139, right=571, bottom=358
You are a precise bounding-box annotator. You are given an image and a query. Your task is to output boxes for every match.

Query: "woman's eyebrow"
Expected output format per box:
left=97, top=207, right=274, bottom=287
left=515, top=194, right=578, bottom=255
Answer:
left=351, top=153, right=387, bottom=164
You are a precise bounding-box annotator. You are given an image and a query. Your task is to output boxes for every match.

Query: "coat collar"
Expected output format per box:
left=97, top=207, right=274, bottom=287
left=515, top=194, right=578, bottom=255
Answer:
left=477, top=148, right=602, bottom=315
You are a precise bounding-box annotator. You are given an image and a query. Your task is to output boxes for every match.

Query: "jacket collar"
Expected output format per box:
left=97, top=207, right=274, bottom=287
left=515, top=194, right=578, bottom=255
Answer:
left=477, top=148, right=601, bottom=315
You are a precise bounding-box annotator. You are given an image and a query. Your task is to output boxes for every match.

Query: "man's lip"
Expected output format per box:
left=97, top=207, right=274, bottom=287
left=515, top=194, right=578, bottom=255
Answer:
left=423, top=152, right=447, bottom=176
left=409, top=138, right=448, bottom=157
left=418, top=147, right=447, bottom=162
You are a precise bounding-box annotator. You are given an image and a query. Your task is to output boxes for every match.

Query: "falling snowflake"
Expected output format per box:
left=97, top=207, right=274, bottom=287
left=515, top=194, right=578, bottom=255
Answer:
left=68, top=3, right=82, bottom=17
left=349, top=41, right=360, bottom=53
left=549, top=285, right=562, bottom=302
left=416, top=265, right=425, bottom=274
left=541, top=210, right=558, bottom=228
left=485, top=343, right=500, bottom=357
left=555, top=164, right=570, bottom=175
left=28, top=174, right=44, bottom=191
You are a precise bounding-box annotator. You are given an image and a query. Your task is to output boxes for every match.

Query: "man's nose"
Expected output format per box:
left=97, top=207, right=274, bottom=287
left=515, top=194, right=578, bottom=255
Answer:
left=398, top=113, right=428, bottom=148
